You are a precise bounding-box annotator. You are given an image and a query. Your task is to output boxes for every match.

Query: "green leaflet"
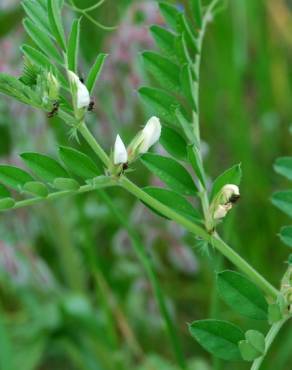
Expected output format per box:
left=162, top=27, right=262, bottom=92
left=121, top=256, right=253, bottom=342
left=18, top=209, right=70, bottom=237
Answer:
left=47, top=0, right=67, bottom=51
left=189, top=319, right=244, bottom=361
left=22, top=0, right=52, bottom=36
left=279, top=226, right=292, bottom=247
left=160, top=126, right=188, bottom=161
left=176, top=13, right=198, bottom=55
left=142, top=51, right=181, bottom=92
left=180, top=63, right=197, bottom=110
left=159, top=2, right=181, bottom=31
left=23, top=18, right=63, bottom=65
left=239, top=330, right=265, bottom=361
left=0, top=73, right=41, bottom=106
left=53, top=178, right=80, bottom=191
left=150, top=25, right=177, bottom=59
left=272, top=191, right=292, bottom=218
left=21, top=152, right=69, bottom=182
left=138, top=87, right=181, bottom=126
left=67, top=18, right=81, bottom=73
left=0, top=165, right=34, bottom=191
left=210, top=163, right=242, bottom=201
left=191, top=0, right=202, bottom=28
left=239, top=340, right=261, bottom=362
left=23, top=181, right=49, bottom=197
left=141, top=153, right=197, bottom=196
left=86, top=54, right=108, bottom=94
left=217, top=270, right=268, bottom=320
left=142, top=186, right=202, bottom=223
left=0, top=198, right=15, bottom=210
left=59, top=146, right=101, bottom=180
left=274, top=157, right=292, bottom=180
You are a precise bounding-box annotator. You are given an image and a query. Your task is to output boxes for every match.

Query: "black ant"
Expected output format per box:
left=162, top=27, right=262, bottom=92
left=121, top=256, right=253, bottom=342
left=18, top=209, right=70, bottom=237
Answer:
left=229, top=194, right=240, bottom=204
left=47, top=101, right=59, bottom=118
left=88, top=98, right=95, bottom=112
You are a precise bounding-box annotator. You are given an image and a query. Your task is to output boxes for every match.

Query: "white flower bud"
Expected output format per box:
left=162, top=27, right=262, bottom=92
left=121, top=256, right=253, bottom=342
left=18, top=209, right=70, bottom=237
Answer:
left=138, top=116, right=161, bottom=154
left=213, top=203, right=232, bottom=220
left=210, top=184, right=240, bottom=223
left=114, top=135, right=128, bottom=165
left=68, top=70, right=90, bottom=109
left=221, top=184, right=240, bottom=204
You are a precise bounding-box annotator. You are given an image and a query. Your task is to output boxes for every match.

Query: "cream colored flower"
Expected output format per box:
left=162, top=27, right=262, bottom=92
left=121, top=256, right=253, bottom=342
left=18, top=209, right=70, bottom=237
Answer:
left=68, top=70, right=90, bottom=109
left=221, top=184, right=240, bottom=203
left=210, top=184, right=240, bottom=222
left=138, top=116, right=161, bottom=154
left=114, top=135, right=128, bottom=165
left=213, top=203, right=232, bottom=220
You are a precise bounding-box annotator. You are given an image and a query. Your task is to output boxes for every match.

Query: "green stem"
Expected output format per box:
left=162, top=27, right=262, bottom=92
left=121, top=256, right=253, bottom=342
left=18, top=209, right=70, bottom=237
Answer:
left=67, top=0, right=106, bottom=13
left=189, top=0, right=218, bottom=229
left=78, top=122, right=111, bottom=167
left=119, top=176, right=279, bottom=300
left=251, top=319, right=288, bottom=370
left=66, top=1, right=117, bottom=31
left=3, top=176, right=115, bottom=211
left=98, top=190, right=187, bottom=369
left=72, top=0, right=278, bottom=304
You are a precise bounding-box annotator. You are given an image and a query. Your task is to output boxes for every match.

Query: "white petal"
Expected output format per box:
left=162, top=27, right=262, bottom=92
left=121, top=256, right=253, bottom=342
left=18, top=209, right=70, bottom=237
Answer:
left=139, top=116, right=161, bottom=153
left=222, top=184, right=240, bottom=196
left=221, top=184, right=240, bottom=203
left=76, top=82, right=90, bottom=109
left=213, top=204, right=232, bottom=220
left=68, top=70, right=80, bottom=86
left=114, top=135, right=128, bottom=165
left=68, top=70, right=90, bottom=109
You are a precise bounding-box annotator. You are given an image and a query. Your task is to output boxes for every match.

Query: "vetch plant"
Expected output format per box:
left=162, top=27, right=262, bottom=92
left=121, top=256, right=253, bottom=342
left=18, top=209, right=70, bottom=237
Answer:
left=0, top=1, right=291, bottom=369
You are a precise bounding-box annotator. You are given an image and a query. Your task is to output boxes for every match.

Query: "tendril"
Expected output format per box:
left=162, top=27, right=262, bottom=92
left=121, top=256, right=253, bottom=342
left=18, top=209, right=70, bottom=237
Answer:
left=65, top=0, right=117, bottom=31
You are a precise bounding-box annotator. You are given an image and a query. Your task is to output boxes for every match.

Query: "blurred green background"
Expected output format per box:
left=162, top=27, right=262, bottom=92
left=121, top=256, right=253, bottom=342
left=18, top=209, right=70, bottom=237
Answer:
left=0, top=0, right=291, bottom=369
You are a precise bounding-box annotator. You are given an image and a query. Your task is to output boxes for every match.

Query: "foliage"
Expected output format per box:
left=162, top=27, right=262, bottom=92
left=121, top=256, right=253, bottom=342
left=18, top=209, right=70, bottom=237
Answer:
left=0, top=1, right=291, bottom=370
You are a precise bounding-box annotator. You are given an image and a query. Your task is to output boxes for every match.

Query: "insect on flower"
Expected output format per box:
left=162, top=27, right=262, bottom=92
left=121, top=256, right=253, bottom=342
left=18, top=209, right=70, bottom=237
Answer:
left=47, top=100, right=59, bottom=118
left=211, top=184, right=240, bottom=221
left=88, top=98, right=95, bottom=112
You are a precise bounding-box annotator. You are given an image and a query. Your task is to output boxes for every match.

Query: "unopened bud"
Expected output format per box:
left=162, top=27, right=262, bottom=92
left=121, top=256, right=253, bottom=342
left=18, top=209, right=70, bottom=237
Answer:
left=139, top=116, right=161, bottom=153
left=128, top=116, right=161, bottom=162
left=114, top=135, right=128, bottom=165
left=213, top=203, right=232, bottom=220
left=221, top=184, right=240, bottom=204
left=47, top=72, right=59, bottom=100
left=68, top=70, right=90, bottom=109
left=210, top=183, right=240, bottom=223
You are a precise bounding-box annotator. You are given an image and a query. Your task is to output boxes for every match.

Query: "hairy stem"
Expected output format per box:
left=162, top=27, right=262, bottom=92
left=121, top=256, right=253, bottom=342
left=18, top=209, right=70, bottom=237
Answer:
left=76, top=124, right=278, bottom=300
left=78, top=122, right=111, bottom=167
left=119, top=176, right=279, bottom=300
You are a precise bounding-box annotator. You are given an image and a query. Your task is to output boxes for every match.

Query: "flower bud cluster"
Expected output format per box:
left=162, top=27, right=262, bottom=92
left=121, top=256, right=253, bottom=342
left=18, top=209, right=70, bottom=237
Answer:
left=47, top=72, right=60, bottom=101
left=112, top=116, right=161, bottom=169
